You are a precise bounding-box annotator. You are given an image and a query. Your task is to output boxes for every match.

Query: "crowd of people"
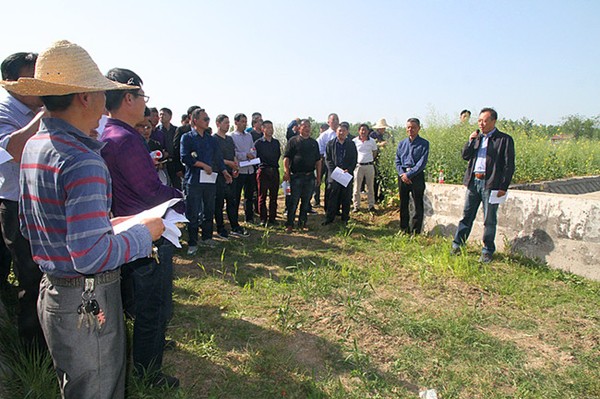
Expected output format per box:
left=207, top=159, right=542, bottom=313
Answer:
left=0, top=40, right=514, bottom=398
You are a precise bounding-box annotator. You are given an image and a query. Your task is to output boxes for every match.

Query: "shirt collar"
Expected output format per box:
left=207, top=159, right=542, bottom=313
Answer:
left=41, top=117, right=105, bottom=152
left=6, top=94, right=37, bottom=118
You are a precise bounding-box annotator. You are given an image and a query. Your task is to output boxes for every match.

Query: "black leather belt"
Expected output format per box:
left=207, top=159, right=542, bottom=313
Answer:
left=359, top=162, right=373, bottom=166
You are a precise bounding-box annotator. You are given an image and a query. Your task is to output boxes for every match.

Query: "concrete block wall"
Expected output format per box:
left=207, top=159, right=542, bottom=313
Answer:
left=422, top=184, right=600, bottom=281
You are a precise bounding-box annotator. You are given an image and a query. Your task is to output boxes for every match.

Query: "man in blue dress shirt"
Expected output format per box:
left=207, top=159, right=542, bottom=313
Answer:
left=395, top=118, right=430, bottom=234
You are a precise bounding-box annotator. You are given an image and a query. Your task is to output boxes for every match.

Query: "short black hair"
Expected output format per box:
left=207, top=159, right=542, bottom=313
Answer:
left=149, top=107, right=158, bottom=114
left=191, top=108, right=206, bottom=121
left=1, top=52, right=37, bottom=81
left=160, top=107, right=172, bottom=116
left=460, top=109, right=471, bottom=116
left=358, top=123, right=370, bottom=131
left=339, top=121, right=350, bottom=130
left=181, top=114, right=188, bottom=122
left=216, top=114, right=229, bottom=124
left=41, top=94, right=75, bottom=112
left=262, top=120, right=273, bottom=126
left=105, top=68, right=143, bottom=111
left=187, top=105, right=201, bottom=116
left=234, top=113, right=247, bottom=122
left=144, top=106, right=151, bottom=117
left=251, top=112, right=262, bottom=119
left=407, top=118, right=420, bottom=127
left=480, top=107, right=498, bottom=120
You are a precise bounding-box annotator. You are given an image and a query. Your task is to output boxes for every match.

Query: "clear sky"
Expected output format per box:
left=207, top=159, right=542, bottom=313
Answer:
left=2, top=0, right=599, bottom=128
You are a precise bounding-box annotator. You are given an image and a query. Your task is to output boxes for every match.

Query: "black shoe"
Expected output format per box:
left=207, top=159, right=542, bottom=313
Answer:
left=151, top=372, right=180, bottom=388
left=231, top=227, right=249, bottom=237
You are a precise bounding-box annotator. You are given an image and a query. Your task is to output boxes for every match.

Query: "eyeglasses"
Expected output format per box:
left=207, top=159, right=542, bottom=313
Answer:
left=131, top=92, right=150, bottom=103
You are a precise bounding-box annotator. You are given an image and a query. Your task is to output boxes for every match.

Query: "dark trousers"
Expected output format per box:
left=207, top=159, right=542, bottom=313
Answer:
left=286, top=173, right=315, bottom=227
left=234, top=173, right=256, bottom=223
left=167, top=164, right=182, bottom=191
left=398, top=172, right=426, bottom=234
left=325, top=180, right=353, bottom=222
left=186, top=183, right=217, bottom=244
left=0, top=199, right=45, bottom=348
left=121, top=238, right=174, bottom=376
left=313, top=157, right=327, bottom=206
left=257, top=167, right=279, bottom=223
left=215, top=174, right=239, bottom=233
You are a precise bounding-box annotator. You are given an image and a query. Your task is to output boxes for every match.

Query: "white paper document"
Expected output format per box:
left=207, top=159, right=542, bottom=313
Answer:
left=112, top=198, right=188, bottom=248
left=199, top=170, right=218, bottom=184
left=331, top=167, right=353, bottom=187
left=0, top=147, right=13, bottom=165
left=239, top=158, right=260, bottom=168
left=489, top=190, right=508, bottom=205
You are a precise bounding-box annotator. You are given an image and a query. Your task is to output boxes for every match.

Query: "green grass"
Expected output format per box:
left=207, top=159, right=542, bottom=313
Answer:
left=1, top=209, right=599, bottom=398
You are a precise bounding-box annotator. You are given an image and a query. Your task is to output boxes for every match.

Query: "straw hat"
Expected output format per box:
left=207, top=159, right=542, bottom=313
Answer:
left=0, top=40, right=136, bottom=96
left=373, top=118, right=392, bottom=129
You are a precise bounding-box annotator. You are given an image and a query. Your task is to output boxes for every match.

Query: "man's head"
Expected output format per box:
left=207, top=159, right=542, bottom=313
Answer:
left=251, top=112, right=262, bottom=120
left=460, top=109, right=471, bottom=123
left=181, top=113, right=190, bottom=125
left=234, top=113, right=247, bottom=132
left=148, top=107, right=159, bottom=128
left=298, top=119, right=311, bottom=138
left=1, top=52, right=42, bottom=109
left=251, top=116, right=263, bottom=133
left=105, top=68, right=147, bottom=126
left=134, top=116, right=153, bottom=141
left=406, top=118, right=421, bottom=141
left=336, top=122, right=349, bottom=142
left=327, top=113, right=339, bottom=131
left=191, top=108, right=209, bottom=133
left=262, top=120, right=274, bottom=139
left=2, top=41, right=135, bottom=135
left=320, top=123, right=329, bottom=133
left=216, top=114, right=230, bottom=133
left=478, top=108, right=497, bottom=134
left=159, top=107, right=172, bottom=126
left=358, top=123, right=370, bottom=140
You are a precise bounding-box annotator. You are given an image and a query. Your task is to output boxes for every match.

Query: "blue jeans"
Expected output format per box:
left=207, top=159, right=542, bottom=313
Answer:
left=452, top=177, right=499, bottom=255
left=186, top=183, right=217, bottom=244
left=286, top=173, right=315, bottom=227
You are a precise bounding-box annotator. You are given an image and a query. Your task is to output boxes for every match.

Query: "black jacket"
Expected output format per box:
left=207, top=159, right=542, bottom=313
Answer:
left=325, top=138, right=358, bottom=183
left=461, top=129, right=515, bottom=191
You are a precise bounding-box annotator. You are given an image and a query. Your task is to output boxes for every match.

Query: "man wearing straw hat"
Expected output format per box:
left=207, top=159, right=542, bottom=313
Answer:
left=0, top=51, right=47, bottom=350
left=8, top=40, right=164, bottom=399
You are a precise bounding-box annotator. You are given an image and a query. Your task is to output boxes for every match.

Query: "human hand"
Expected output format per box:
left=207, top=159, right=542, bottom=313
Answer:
left=140, top=217, right=165, bottom=241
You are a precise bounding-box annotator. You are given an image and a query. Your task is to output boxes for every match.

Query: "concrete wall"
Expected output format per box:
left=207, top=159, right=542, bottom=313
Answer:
left=422, top=183, right=600, bottom=281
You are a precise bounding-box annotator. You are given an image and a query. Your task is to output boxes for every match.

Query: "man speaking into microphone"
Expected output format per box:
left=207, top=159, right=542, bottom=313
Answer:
left=451, top=108, right=515, bottom=263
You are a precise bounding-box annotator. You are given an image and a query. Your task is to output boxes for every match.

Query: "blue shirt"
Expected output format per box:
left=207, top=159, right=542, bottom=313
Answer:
left=474, top=128, right=496, bottom=173
left=0, top=94, right=38, bottom=201
left=19, top=118, right=152, bottom=278
left=395, top=135, right=430, bottom=178
left=180, top=128, right=225, bottom=186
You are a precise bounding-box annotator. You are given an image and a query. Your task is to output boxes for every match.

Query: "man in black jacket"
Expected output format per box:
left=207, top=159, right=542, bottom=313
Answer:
left=322, top=122, right=358, bottom=225
left=451, top=108, right=515, bottom=263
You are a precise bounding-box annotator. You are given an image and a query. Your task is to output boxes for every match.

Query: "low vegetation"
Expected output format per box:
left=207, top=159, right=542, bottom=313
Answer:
left=2, top=208, right=598, bottom=398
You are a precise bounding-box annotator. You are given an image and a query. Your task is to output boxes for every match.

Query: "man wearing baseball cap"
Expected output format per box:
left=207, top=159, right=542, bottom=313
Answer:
left=5, top=40, right=164, bottom=399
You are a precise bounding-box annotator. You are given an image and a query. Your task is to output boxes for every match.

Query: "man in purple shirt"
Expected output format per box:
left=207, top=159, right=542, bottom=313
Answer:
left=101, top=68, right=182, bottom=388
